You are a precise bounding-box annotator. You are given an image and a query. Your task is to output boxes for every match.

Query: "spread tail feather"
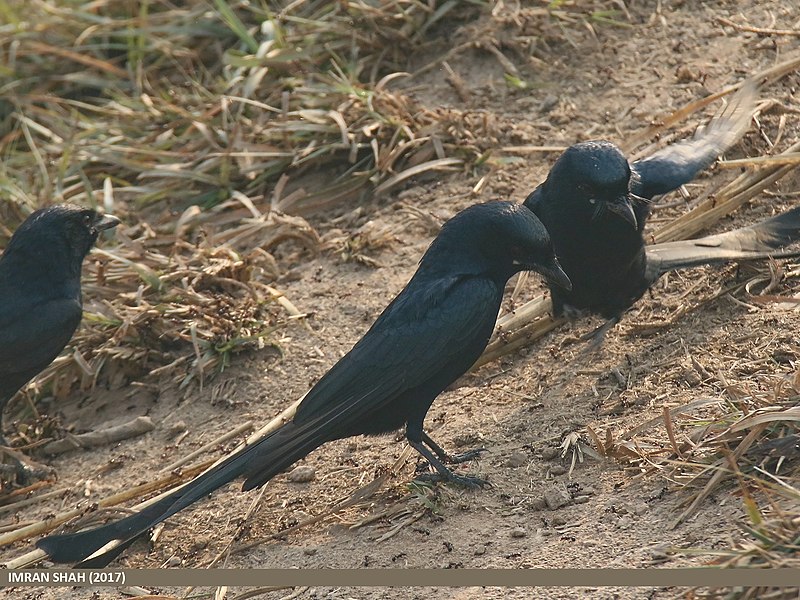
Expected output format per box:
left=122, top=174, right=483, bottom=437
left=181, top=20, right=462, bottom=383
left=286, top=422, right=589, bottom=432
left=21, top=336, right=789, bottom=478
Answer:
left=631, top=80, right=756, bottom=200
left=645, top=205, right=800, bottom=282
left=36, top=420, right=323, bottom=567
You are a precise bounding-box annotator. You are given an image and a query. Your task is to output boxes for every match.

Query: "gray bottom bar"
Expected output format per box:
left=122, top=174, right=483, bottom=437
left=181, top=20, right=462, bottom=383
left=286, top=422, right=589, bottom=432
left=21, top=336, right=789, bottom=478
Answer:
left=3, top=569, right=799, bottom=588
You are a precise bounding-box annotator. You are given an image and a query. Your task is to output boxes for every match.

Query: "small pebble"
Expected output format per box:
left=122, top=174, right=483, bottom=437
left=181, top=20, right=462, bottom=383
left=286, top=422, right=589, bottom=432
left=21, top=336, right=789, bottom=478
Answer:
left=506, top=451, right=528, bottom=467
left=190, top=536, right=211, bottom=552
left=530, top=496, right=548, bottom=511
left=163, top=556, right=182, bottom=567
left=474, top=545, right=486, bottom=556
left=617, top=515, right=633, bottom=529
left=303, top=547, right=318, bottom=556
left=541, top=447, right=560, bottom=460
left=552, top=516, right=567, bottom=527
left=573, top=495, right=591, bottom=504
left=510, top=527, right=527, bottom=538
left=544, top=486, right=571, bottom=510
left=167, top=421, right=187, bottom=438
left=286, top=465, right=316, bottom=483
left=549, top=465, right=567, bottom=476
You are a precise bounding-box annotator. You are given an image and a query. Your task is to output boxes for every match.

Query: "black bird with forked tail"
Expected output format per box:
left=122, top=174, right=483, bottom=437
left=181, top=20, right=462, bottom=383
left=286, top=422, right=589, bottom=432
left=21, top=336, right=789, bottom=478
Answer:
left=37, top=200, right=570, bottom=567
left=0, top=205, right=120, bottom=484
left=523, top=82, right=800, bottom=341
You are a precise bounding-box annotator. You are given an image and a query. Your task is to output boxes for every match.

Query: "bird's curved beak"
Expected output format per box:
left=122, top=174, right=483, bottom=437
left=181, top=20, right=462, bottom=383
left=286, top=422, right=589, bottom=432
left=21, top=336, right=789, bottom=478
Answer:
left=534, top=257, right=572, bottom=291
left=606, top=196, right=637, bottom=229
left=93, top=213, right=121, bottom=232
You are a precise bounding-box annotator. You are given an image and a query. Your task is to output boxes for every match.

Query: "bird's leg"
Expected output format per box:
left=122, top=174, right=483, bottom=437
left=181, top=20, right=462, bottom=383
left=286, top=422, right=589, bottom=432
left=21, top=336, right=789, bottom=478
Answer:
left=421, top=432, right=486, bottom=464
left=407, top=439, right=488, bottom=489
left=579, top=315, right=621, bottom=349
left=0, top=433, right=52, bottom=489
left=406, top=424, right=488, bottom=489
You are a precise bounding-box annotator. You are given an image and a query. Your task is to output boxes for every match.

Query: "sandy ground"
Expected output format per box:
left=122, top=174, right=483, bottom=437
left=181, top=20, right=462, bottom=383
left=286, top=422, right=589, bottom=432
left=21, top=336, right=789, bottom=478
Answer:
left=4, top=1, right=800, bottom=599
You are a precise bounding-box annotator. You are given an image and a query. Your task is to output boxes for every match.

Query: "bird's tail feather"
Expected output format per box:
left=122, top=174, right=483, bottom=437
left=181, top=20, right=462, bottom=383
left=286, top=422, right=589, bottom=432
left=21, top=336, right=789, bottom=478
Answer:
left=36, top=420, right=324, bottom=567
left=631, top=80, right=757, bottom=200
left=645, top=205, right=800, bottom=281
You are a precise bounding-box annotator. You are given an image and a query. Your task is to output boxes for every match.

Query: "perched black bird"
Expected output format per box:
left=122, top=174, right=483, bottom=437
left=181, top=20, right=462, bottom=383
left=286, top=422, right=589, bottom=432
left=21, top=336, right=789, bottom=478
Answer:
left=522, top=82, right=800, bottom=340
left=37, top=201, right=571, bottom=567
left=0, top=205, right=120, bottom=483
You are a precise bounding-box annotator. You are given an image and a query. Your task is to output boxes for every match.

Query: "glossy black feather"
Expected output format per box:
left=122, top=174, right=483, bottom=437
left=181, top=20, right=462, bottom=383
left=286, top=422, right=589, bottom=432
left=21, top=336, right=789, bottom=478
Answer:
left=631, top=83, right=755, bottom=199
left=0, top=205, right=119, bottom=453
left=37, top=201, right=569, bottom=567
left=522, top=83, right=779, bottom=328
left=644, top=206, right=800, bottom=281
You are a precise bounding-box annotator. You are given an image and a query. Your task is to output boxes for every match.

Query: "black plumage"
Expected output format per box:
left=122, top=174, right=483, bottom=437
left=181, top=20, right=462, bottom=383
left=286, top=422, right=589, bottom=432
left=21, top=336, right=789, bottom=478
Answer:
left=37, top=200, right=570, bottom=567
left=522, top=82, right=800, bottom=339
left=0, top=205, right=119, bottom=482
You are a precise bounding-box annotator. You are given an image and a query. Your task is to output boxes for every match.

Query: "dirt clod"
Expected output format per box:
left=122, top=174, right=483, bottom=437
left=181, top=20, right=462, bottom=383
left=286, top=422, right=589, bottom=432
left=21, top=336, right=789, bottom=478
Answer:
left=506, top=451, right=528, bottom=467
left=544, top=486, right=572, bottom=511
left=286, top=465, right=316, bottom=483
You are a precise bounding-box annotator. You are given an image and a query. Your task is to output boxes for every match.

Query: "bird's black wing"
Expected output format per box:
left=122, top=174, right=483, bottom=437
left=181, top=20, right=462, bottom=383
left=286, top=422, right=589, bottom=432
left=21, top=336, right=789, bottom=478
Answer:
left=631, top=81, right=756, bottom=200
left=645, top=205, right=800, bottom=282
left=245, top=272, right=501, bottom=486
left=0, top=296, right=82, bottom=398
left=37, top=273, right=500, bottom=566
left=292, top=273, right=498, bottom=425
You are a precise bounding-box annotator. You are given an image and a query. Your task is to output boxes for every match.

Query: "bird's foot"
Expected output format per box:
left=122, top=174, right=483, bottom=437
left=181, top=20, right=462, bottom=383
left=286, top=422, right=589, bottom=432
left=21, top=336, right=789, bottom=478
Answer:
left=579, top=317, right=619, bottom=351
left=415, top=470, right=489, bottom=490
left=420, top=432, right=487, bottom=464
left=409, top=438, right=489, bottom=489
left=443, top=447, right=487, bottom=464
left=0, top=447, right=54, bottom=489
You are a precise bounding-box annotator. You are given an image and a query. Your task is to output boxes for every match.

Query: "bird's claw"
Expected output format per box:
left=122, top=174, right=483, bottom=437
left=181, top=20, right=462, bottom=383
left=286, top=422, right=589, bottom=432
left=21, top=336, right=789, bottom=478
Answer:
left=415, top=471, right=489, bottom=490
left=0, top=448, right=54, bottom=489
left=446, top=447, right=487, bottom=464
left=414, top=447, right=486, bottom=474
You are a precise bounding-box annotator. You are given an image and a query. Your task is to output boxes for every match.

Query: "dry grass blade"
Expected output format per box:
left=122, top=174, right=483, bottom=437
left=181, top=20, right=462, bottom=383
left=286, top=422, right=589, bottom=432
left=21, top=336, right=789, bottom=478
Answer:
left=2, top=396, right=303, bottom=565
left=717, top=153, right=800, bottom=168
left=230, top=445, right=416, bottom=557
left=474, top=72, right=800, bottom=367
left=3, top=385, right=419, bottom=567
left=41, top=416, right=155, bottom=456
left=650, top=141, right=800, bottom=244
left=0, top=458, right=215, bottom=552
left=373, top=158, right=463, bottom=197
left=160, top=421, right=254, bottom=474
left=671, top=425, right=768, bottom=529
left=623, top=53, right=800, bottom=153
left=0, top=0, right=497, bottom=458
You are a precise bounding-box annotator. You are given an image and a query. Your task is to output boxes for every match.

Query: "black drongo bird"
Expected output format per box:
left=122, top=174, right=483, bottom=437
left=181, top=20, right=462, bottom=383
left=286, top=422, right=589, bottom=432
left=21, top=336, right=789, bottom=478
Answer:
left=0, top=205, right=120, bottom=483
left=521, top=81, right=797, bottom=340
left=37, top=200, right=571, bottom=567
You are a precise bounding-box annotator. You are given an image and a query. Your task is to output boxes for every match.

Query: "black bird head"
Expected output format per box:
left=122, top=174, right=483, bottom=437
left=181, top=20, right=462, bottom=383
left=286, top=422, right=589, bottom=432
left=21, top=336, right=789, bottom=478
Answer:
left=543, top=140, right=639, bottom=229
left=422, top=201, right=571, bottom=290
left=2, top=205, right=120, bottom=279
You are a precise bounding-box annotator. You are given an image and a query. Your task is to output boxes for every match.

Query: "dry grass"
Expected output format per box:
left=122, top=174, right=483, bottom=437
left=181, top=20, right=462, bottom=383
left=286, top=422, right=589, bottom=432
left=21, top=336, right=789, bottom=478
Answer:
left=0, top=1, right=646, bottom=437
left=592, top=264, right=800, bottom=580
left=0, top=0, right=505, bottom=447
left=3, top=0, right=800, bottom=586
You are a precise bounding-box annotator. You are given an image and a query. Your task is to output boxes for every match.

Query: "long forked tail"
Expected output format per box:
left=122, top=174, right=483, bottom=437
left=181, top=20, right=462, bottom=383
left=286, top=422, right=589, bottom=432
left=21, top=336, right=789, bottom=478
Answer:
left=36, top=420, right=321, bottom=567
left=645, top=205, right=800, bottom=282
